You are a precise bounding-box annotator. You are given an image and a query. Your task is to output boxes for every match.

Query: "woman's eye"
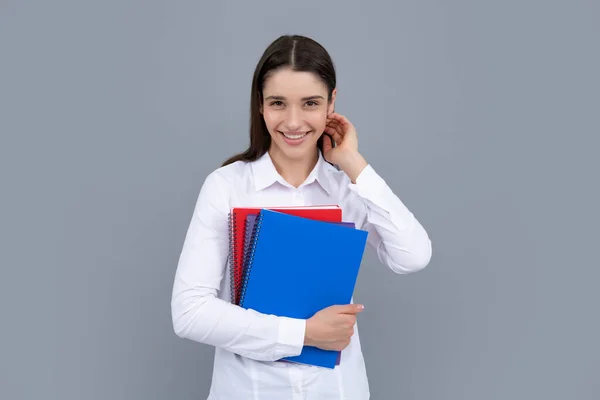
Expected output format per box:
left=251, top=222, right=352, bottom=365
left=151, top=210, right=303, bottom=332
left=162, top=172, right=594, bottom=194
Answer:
left=270, top=101, right=283, bottom=106
left=305, top=101, right=318, bottom=107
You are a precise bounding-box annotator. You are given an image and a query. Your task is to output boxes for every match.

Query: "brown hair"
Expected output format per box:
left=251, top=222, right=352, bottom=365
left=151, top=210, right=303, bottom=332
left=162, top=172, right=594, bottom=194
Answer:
left=221, top=35, right=336, bottom=167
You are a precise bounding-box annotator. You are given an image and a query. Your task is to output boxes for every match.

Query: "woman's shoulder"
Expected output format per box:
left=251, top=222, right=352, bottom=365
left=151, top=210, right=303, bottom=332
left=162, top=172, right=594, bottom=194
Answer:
left=200, top=159, right=253, bottom=196
left=203, top=161, right=245, bottom=186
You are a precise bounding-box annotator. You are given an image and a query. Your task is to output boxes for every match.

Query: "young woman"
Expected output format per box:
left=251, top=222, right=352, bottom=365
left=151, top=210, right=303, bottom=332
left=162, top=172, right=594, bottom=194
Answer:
left=171, top=34, right=432, bottom=400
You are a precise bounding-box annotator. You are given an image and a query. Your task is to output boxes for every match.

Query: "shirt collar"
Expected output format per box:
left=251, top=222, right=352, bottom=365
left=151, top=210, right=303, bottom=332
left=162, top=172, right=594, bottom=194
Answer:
left=251, top=150, right=333, bottom=195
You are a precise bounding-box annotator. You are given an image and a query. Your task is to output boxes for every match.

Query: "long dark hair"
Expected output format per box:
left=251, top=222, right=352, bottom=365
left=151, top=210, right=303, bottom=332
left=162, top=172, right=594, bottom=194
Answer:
left=221, top=35, right=336, bottom=167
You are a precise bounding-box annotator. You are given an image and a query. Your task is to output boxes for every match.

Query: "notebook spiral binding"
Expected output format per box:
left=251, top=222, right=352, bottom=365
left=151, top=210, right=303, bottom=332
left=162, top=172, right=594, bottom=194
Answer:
left=227, top=211, right=239, bottom=304
left=239, top=211, right=263, bottom=308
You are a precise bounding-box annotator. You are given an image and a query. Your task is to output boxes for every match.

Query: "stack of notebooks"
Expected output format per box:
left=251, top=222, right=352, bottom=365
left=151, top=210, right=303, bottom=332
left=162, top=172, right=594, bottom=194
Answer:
left=227, top=205, right=369, bottom=369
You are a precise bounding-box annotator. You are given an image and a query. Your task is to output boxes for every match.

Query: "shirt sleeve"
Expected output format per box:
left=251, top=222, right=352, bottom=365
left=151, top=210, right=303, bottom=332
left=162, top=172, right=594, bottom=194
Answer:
left=347, top=164, right=432, bottom=274
left=170, top=170, right=305, bottom=361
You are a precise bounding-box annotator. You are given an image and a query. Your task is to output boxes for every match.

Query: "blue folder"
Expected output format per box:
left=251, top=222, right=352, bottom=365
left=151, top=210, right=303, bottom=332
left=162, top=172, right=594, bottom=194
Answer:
left=239, top=209, right=368, bottom=368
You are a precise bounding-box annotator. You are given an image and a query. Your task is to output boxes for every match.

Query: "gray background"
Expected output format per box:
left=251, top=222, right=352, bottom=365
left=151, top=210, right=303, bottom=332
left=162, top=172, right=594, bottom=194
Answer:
left=1, top=1, right=599, bottom=399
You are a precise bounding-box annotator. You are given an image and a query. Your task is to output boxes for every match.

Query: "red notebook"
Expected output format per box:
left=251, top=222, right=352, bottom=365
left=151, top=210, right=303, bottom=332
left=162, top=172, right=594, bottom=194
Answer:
left=227, top=205, right=342, bottom=306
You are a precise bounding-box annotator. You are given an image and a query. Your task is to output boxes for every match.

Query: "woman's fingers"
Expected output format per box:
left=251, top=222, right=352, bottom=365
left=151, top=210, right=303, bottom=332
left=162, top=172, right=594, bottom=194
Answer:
left=326, top=119, right=345, bottom=138
left=324, top=126, right=343, bottom=144
left=327, top=113, right=351, bottom=131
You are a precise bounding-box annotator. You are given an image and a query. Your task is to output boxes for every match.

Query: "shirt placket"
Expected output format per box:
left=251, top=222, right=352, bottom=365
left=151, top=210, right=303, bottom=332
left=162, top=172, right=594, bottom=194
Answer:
left=291, top=188, right=305, bottom=206
left=289, top=366, right=304, bottom=400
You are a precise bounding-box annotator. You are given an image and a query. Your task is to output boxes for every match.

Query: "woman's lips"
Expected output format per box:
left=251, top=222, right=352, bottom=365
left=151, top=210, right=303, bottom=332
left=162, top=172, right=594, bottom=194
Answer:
left=279, top=130, right=311, bottom=145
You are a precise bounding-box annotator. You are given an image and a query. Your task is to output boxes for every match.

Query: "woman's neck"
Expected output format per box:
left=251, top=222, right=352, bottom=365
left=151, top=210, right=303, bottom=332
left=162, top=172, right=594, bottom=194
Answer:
left=268, top=147, right=319, bottom=188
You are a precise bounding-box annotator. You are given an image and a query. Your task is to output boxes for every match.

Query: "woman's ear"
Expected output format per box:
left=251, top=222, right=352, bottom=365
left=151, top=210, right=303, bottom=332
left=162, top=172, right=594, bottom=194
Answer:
left=328, top=88, right=337, bottom=115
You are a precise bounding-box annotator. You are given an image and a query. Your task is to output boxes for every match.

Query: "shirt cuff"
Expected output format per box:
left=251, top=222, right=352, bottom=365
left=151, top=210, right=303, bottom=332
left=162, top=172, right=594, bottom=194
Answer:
left=347, top=164, right=413, bottom=231
left=275, top=317, right=306, bottom=358
left=349, top=164, right=387, bottom=198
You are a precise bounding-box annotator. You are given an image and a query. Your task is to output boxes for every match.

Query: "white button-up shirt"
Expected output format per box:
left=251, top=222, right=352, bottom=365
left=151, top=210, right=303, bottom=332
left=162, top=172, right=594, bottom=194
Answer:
left=171, top=150, right=432, bottom=399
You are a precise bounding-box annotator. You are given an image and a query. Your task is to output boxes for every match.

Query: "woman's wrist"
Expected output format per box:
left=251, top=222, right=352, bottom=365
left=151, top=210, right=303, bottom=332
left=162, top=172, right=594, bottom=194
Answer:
left=337, top=151, right=368, bottom=183
left=304, top=318, right=317, bottom=346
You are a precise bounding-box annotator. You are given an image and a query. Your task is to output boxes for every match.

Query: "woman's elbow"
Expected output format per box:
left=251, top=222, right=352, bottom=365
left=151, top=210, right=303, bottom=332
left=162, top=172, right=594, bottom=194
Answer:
left=172, top=309, right=191, bottom=339
left=171, top=304, right=194, bottom=340
left=385, top=239, right=432, bottom=274
left=171, top=288, right=215, bottom=340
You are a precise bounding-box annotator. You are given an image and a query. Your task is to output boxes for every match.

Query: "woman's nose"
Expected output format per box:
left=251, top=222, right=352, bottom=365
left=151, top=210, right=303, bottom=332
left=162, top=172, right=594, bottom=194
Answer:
left=284, top=107, right=303, bottom=129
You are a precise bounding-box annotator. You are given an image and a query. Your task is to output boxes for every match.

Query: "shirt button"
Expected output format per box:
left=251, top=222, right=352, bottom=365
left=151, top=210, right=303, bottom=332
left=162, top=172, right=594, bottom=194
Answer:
left=292, top=191, right=302, bottom=205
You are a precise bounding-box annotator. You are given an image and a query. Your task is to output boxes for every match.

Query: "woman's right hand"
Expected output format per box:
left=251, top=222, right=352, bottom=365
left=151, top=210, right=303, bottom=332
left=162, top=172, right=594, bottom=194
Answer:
left=304, top=304, right=364, bottom=351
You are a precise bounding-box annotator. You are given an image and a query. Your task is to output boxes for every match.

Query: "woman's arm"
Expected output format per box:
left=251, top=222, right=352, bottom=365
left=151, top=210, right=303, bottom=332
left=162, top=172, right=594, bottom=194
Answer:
left=170, top=171, right=305, bottom=361
left=345, top=163, right=432, bottom=274
left=323, top=113, right=432, bottom=274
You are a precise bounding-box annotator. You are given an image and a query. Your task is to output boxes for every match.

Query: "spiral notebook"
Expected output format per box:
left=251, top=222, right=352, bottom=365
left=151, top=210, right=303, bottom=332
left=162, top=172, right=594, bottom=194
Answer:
left=228, top=205, right=342, bottom=305
left=239, top=209, right=368, bottom=369
left=242, top=215, right=354, bottom=367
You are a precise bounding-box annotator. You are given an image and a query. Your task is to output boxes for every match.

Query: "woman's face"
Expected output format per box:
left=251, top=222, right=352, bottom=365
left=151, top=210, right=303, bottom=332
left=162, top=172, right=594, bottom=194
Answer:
left=261, top=67, right=336, bottom=161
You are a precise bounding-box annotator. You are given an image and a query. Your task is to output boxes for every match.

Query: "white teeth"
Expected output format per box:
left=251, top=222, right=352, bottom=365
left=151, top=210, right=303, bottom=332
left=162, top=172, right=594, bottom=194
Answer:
left=282, top=132, right=308, bottom=139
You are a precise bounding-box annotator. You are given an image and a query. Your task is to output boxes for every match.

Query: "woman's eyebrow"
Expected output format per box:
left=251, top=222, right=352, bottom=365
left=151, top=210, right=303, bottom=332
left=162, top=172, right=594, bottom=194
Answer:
left=264, top=95, right=324, bottom=101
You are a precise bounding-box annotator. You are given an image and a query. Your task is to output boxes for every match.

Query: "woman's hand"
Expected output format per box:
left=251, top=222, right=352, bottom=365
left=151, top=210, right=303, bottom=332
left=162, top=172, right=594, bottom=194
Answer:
left=322, top=113, right=368, bottom=183
left=304, top=303, right=364, bottom=351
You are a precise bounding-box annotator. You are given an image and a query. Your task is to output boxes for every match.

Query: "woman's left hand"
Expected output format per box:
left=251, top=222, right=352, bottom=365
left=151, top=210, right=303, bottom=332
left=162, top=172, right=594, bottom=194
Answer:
left=322, top=113, right=368, bottom=183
